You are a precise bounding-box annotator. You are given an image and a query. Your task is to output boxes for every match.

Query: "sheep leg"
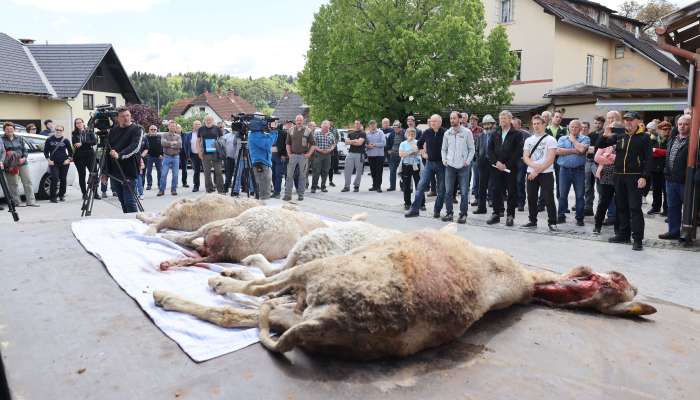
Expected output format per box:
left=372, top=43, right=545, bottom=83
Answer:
left=153, top=290, right=258, bottom=328
left=241, top=253, right=297, bottom=277
left=160, top=255, right=214, bottom=271
left=209, top=267, right=298, bottom=297
left=258, top=301, right=328, bottom=354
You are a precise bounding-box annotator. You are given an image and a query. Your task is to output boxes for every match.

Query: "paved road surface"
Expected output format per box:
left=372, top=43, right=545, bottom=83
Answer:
left=1, top=169, right=698, bottom=400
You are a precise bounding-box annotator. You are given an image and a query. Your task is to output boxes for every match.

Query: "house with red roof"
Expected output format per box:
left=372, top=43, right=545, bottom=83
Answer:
left=165, top=90, right=256, bottom=123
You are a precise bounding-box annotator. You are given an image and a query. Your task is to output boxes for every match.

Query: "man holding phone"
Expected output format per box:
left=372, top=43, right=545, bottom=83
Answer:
left=598, top=112, right=652, bottom=251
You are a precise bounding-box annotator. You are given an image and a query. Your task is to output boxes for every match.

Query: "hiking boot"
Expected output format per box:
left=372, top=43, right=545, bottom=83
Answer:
left=522, top=221, right=537, bottom=228
left=441, top=213, right=454, bottom=222
left=457, top=214, right=467, bottom=224
left=486, top=215, right=500, bottom=225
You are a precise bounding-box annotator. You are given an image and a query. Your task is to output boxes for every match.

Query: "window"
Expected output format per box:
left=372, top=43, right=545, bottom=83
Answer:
left=597, top=12, right=608, bottom=26
left=199, top=107, right=206, bottom=112
left=601, top=58, right=608, bottom=88
left=585, top=55, right=594, bottom=85
left=615, top=45, right=625, bottom=59
left=513, top=50, right=522, bottom=81
left=83, top=93, right=94, bottom=110
left=106, top=96, right=116, bottom=107
left=500, top=0, right=512, bottom=23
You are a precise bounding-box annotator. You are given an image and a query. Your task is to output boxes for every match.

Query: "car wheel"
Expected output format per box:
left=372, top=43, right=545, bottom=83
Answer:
left=37, top=173, right=51, bottom=200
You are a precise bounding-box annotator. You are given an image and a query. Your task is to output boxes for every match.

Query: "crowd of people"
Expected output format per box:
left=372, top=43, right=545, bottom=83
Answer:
left=2, top=105, right=698, bottom=251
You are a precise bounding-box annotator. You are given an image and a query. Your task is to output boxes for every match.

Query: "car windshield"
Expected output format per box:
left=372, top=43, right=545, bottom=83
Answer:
left=22, top=135, right=46, bottom=152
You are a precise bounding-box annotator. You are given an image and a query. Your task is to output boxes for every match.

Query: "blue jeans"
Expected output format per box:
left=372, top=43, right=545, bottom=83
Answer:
left=111, top=177, right=138, bottom=213
left=411, top=161, right=445, bottom=214
left=159, top=155, right=179, bottom=193
left=388, top=153, right=401, bottom=189
left=272, top=153, right=287, bottom=195
left=558, top=165, right=585, bottom=219
left=471, top=162, right=479, bottom=196
left=135, top=175, right=144, bottom=196
left=666, top=181, right=684, bottom=235
left=445, top=165, right=470, bottom=216
left=145, top=156, right=162, bottom=188
left=233, top=157, right=254, bottom=194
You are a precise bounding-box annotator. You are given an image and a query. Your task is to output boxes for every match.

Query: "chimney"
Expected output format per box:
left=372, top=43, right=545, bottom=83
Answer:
left=19, top=38, right=35, bottom=45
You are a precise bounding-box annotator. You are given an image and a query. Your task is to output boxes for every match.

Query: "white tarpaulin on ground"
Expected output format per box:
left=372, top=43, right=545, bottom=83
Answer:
left=71, top=218, right=272, bottom=362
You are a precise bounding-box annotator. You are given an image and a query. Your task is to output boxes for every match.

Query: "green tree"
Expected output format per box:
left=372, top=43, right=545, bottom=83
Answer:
left=298, top=0, right=517, bottom=124
left=619, top=0, right=678, bottom=36
left=174, top=112, right=207, bottom=132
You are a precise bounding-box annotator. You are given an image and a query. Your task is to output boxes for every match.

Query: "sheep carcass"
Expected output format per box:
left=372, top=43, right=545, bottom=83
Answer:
left=159, top=206, right=326, bottom=270
left=136, top=194, right=260, bottom=235
left=233, top=214, right=400, bottom=277
left=154, top=228, right=655, bottom=360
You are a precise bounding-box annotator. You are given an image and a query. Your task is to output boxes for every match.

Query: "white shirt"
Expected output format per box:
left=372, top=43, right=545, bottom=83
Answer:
left=524, top=133, right=558, bottom=173
left=190, top=130, right=199, bottom=154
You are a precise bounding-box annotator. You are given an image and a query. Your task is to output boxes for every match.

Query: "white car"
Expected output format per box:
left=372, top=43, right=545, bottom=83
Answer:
left=335, top=129, right=349, bottom=167
left=1, top=133, right=77, bottom=200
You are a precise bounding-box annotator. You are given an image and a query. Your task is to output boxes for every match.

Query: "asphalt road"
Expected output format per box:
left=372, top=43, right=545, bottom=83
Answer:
left=1, top=169, right=698, bottom=400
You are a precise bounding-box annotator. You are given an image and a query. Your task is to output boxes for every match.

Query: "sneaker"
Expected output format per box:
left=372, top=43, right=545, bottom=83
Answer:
left=472, top=209, right=487, bottom=215
left=457, top=214, right=467, bottom=224
left=584, top=209, right=594, bottom=217
left=632, top=240, right=643, bottom=251
left=341, top=187, right=350, bottom=192
left=646, top=209, right=660, bottom=215
left=548, top=224, right=559, bottom=232
left=506, top=216, right=514, bottom=227
left=405, top=210, right=419, bottom=218
left=486, top=215, right=500, bottom=225
left=282, top=195, right=292, bottom=201
left=576, top=219, right=584, bottom=227
left=433, top=212, right=441, bottom=219
left=171, top=192, right=178, bottom=196
left=157, top=192, right=164, bottom=197
left=593, top=225, right=601, bottom=234
left=353, top=187, right=359, bottom=192
left=658, top=232, right=680, bottom=240
left=608, top=235, right=631, bottom=244
left=329, top=182, right=336, bottom=187
left=441, top=213, right=454, bottom=222
left=522, top=221, right=537, bottom=228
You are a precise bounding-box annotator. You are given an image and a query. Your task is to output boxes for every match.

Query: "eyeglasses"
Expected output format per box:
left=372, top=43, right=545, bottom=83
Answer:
left=56, top=129, right=64, bottom=132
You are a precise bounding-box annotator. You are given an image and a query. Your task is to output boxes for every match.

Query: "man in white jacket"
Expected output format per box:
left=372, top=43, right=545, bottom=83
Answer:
left=441, top=111, right=475, bottom=223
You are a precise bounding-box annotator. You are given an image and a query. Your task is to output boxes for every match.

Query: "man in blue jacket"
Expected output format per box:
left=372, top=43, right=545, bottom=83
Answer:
left=248, top=119, right=278, bottom=200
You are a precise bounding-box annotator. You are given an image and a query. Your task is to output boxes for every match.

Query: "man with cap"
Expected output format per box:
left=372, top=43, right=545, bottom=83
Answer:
left=598, top=111, right=652, bottom=251
left=473, top=114, right=496, bottom=214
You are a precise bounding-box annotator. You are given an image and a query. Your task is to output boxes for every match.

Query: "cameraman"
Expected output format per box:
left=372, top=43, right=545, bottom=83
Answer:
left=248, top=119, right=278, bottom=200
left=106, top=107, right=144, bottom=213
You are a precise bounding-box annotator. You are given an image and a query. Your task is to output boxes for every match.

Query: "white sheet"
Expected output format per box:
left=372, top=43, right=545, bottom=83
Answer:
left=71, top=218, right=271, bottom=362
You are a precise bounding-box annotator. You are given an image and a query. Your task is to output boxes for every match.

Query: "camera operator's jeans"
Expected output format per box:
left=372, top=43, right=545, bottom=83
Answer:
left=159, top=155, right=179, bottom=193
left=145, top=156, right=162, bottom=188
left=253, top=165, right=272, bottom=200
left=111, top=178, right=138, bottom=213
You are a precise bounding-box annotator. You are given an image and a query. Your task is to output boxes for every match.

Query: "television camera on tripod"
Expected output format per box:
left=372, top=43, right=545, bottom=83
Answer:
left=229, top=112, right=278, bottom=199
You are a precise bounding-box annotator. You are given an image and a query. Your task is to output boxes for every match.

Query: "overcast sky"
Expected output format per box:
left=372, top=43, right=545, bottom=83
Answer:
left=4, top=0, right=692, bottom=78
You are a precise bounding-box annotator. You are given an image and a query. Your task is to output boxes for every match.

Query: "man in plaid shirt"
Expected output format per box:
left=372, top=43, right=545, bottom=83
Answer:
left=311, top=120, right=337, bottom=193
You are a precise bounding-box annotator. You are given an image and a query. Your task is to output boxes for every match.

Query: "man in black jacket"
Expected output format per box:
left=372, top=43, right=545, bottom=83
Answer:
left=487, top=110, right=524, bottom=226
left=660, top=115, right=691, bottom=241
left=106, top=107, right=144, bottom=213
left=473, top=114, right=496, bottom=214
left=598, top=112, right=652, bottom=250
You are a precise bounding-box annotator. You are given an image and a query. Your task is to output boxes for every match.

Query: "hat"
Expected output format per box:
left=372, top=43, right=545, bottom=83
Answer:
left=392, top=121, right=401, bottom=128
left=623, top=112, right=641, bottom=120
left=646, top=121, right=657, bottom=130
left=470, top=114, right=479, bottom=121
left=657, top=121, right=672, bottom=130
left=482, top=114, right=496, bottom=124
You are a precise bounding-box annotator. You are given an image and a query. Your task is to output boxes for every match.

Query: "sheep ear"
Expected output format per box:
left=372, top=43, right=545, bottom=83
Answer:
left=603, top=301, right=657, bottom=317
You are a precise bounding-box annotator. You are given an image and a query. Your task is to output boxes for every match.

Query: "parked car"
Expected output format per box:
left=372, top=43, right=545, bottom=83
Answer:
left=0, top=133, right=77, bottom=200
left=336, top=129, right=348, bottom=168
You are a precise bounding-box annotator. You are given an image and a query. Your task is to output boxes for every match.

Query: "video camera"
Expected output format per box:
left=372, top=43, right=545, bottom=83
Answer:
left=88, top=104, right=118, bottom=134
left=230, top=112, right=279, bottom=140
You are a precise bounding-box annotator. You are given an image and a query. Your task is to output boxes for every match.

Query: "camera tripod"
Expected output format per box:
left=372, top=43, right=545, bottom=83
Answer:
left=229, top=134, right=258, bottom=199
left=0, top=167, right=20, bottom=221
left=81, top=135, right=144, bottom=216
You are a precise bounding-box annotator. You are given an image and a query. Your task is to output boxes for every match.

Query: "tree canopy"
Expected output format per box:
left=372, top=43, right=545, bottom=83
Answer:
left=130, top=72, right=297, bottom=117
left=297, top=0, right=518, bottom=124
left=619, top=0, right=678, bottom=35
